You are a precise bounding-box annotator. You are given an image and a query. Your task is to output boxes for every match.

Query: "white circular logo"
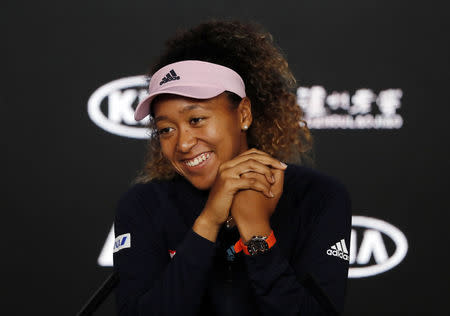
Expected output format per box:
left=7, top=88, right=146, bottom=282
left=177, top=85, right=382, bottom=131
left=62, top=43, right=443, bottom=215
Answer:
left=87, top=76, right=150, bottom=139
left=349, top=216, right=408, bottom=278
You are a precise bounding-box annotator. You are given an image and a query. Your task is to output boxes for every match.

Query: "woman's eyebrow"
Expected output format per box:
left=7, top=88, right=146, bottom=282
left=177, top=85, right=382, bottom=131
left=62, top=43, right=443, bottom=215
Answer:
left=179, top=104, right=205, bottom=113
left=154, top=115, right=168, bottom=123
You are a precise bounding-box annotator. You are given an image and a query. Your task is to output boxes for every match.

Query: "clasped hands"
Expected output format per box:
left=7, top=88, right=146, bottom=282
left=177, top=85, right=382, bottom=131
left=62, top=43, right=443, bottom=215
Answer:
left=197, top=148, right=286, bottom=243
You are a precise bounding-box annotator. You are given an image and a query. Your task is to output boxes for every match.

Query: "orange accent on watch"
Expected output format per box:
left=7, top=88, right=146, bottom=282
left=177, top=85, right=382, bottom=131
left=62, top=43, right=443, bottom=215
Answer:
left=234, top=230, right=276, bottom=256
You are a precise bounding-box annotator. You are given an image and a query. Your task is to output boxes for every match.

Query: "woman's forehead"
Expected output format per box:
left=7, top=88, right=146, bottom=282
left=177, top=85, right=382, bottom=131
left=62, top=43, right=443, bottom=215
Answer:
left=153, top=93, right=230, bottom=119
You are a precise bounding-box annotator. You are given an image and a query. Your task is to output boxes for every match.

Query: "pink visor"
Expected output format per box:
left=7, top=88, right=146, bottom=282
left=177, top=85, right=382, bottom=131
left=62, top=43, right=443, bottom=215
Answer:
left=134, top=60, right=246, bottom=121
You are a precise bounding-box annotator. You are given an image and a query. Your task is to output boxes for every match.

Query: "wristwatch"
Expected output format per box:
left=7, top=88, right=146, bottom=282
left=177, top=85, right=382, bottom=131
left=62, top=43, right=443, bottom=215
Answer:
left=234, top=230, right=276, bottom=256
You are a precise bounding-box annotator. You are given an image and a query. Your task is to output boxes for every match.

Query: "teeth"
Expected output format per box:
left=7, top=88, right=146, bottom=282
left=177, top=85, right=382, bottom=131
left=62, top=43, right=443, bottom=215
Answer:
left=185, top=152, right=210, bottom=167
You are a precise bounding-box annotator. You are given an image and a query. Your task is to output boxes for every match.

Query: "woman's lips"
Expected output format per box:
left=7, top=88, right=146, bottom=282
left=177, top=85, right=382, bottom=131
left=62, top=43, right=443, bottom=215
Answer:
left=182, top=151, right=212, bottom=170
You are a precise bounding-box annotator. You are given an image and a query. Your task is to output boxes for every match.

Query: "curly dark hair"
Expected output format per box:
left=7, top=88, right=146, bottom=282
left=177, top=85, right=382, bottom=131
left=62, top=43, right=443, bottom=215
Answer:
left=136, top=20, right=313, bottom=183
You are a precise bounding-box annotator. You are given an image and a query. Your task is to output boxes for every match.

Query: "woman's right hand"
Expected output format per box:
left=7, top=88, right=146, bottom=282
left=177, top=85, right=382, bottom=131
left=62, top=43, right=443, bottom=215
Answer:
left=194, top=149, right=287, bottom=241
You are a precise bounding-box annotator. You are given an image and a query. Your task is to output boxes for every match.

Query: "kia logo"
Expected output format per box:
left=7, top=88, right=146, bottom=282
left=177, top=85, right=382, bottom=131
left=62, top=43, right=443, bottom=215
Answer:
left=349, top=216, right=408, bottom=278
left=87, top=76, right=150, bottom=138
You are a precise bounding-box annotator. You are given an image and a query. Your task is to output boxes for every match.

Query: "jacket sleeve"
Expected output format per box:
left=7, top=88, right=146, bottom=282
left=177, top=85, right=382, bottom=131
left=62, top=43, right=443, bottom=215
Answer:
left=243, top=183, right=352, bottom=315
left=113, top=186, right=216, bottom=316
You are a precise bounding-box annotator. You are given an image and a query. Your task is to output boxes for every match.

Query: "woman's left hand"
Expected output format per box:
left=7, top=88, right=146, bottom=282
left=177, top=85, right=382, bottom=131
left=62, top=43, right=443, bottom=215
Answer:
left=230, top=150, right=285, bottom=241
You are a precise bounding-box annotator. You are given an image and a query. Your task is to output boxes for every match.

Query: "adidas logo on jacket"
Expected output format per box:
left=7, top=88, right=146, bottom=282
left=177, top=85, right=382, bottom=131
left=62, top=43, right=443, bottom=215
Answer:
left=326, top=239, right=349, bottom=261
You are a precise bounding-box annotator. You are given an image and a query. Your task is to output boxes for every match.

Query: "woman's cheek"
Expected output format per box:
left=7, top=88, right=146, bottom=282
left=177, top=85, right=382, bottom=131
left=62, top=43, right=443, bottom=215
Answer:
left=160, top=140, right=174, bottom=160
left=203, top=126, right=221, bottom=142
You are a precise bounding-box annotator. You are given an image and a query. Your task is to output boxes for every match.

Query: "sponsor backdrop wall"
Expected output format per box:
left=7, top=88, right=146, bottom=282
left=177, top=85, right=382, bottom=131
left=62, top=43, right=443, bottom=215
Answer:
left=3, top=1, right=449, bottom=315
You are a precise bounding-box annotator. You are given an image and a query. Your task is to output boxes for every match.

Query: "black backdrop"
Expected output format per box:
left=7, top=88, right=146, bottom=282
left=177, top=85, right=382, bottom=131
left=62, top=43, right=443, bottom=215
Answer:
left=3, top=0, right=449, bottom=315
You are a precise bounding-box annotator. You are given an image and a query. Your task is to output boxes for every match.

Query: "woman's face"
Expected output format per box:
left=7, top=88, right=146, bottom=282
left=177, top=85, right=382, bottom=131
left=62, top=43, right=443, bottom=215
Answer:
left=153, top=93, right=251, bottom=190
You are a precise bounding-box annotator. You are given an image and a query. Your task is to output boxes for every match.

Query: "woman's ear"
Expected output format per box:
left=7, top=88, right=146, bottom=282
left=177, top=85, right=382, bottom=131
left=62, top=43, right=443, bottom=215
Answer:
left=238, top=97, right=252, bottom=130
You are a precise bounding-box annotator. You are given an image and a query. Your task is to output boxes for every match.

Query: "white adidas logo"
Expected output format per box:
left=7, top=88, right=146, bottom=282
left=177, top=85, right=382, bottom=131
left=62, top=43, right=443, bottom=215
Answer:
left=326, top=239, right=349, bottom=261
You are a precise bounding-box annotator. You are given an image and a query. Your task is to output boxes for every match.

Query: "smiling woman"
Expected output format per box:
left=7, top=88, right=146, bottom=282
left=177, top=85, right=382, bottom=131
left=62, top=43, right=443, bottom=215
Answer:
left=113, top=20, right=352, bottom=316
left=136, top=21, right=313, bottom=183
left=152, top=93, right=249, bottom=190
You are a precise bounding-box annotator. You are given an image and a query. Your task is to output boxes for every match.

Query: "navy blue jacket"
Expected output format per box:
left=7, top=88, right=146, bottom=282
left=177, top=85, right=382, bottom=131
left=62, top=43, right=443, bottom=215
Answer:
left=113, top=165, right=352, bottom=315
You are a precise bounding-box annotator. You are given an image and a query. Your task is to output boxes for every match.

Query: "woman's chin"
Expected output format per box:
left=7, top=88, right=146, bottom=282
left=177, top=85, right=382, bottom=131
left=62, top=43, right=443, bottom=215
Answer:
left=186, top=174, right=216, bottom=191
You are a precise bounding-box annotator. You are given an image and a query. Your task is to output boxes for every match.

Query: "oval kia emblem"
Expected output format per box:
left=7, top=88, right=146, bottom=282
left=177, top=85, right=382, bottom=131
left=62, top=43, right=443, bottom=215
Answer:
left=349, top=216, right=408, bottom=278
left=87, top=76, right=150, bottom=139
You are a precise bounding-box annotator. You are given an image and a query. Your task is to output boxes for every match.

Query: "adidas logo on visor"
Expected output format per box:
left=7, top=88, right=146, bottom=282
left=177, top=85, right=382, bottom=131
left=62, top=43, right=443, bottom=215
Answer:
left=159, top=69, right=180, bottom=85
left=326, top=239, right=349, bottom=261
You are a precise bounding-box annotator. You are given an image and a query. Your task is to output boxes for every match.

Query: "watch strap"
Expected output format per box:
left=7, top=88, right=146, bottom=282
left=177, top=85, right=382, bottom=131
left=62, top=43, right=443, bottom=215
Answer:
left=234, top=230, right=276, bottom=255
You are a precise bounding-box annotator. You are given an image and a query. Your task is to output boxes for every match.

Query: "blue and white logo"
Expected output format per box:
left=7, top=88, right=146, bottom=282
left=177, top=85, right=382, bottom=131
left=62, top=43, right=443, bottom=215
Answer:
left=112, top=233, right=131, bottom=254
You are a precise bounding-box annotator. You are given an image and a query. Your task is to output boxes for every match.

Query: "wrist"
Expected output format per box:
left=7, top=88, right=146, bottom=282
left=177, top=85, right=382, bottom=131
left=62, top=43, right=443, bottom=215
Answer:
left=193, top=213, right=221, bottom=242
left=238, top=223, right=272, bottom=243
left=234, top=230, right=276, bottom=256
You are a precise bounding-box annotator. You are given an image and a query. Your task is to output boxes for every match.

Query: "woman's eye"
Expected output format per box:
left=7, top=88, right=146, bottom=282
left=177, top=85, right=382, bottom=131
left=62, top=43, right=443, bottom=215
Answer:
left=157, top=127, right=173, bottom=135
left=190, top=117, right=205, bottom=125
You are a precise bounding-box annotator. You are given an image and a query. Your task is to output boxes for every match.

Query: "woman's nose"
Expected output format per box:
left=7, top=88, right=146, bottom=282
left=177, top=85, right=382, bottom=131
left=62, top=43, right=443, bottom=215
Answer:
left=176, top=129, right=197, bottom=152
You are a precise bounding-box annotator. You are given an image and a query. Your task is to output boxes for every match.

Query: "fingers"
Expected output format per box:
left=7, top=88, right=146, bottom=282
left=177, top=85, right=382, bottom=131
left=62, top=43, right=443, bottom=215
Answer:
left=241, top=172, right=274, bottom=195
left=222, top=148, right=287, bottom=171
left=239, top=148, right=287, bottom=168
left=222, top=158, right=275, bottom=184
left=270, top=168, right=285, bottom=196
left=231, top=176, right=274, bottom=198
left=206, top=149, right=284, bottom=227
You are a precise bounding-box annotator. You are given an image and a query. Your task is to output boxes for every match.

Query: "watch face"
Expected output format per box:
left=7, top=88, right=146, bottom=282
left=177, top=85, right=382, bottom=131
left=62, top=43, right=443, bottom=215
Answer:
left=248, top=239, right=269, bottom=256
